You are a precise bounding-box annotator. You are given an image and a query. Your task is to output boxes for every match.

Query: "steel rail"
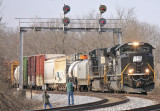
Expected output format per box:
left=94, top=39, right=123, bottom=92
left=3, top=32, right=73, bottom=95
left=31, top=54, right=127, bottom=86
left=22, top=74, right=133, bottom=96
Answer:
left=33, top=99, right=108, bottom=111
left=126, top=103, right=160, bottom=111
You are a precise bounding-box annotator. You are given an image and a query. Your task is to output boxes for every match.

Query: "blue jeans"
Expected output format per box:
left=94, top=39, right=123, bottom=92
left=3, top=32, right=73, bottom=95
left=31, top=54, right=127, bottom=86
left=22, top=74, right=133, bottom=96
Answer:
left=44, top=103, right=53, bottom=109
left=67, top=92, right=74, bottom=105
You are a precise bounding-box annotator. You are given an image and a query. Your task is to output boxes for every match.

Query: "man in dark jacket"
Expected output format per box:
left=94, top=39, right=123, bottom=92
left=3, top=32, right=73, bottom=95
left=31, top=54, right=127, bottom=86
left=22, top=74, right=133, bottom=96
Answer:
left=42, top=91, right=53, bottom=109
left=67, top=79, right=74, bottom=105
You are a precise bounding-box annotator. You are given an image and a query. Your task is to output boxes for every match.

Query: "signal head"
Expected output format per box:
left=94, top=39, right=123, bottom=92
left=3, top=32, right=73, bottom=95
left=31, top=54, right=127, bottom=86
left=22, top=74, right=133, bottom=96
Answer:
left=63, top=5, right=70, bottom=14
left=99, top=5, right=107, bottom=13
left=99, top=18, right=106, bottom=26
left=63, top=17, right=70, bottom=26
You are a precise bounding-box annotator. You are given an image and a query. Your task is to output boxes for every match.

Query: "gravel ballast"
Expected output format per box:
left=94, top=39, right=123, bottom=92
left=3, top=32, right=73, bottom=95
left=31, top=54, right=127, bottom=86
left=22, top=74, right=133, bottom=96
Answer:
left=26, top=92, right=101, bottom=107
left=26, top=92, right=157, bottom=110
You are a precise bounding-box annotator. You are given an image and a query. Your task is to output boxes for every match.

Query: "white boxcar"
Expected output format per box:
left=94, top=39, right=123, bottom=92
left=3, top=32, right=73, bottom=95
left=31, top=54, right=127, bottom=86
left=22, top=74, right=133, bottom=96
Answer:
left=45, top=54, right=65, bottom=60
left=44, top=59, right=56, bottom=84
left=44, top=54, right=66, bottom=84
left=44, top=56, right=67, bottom=90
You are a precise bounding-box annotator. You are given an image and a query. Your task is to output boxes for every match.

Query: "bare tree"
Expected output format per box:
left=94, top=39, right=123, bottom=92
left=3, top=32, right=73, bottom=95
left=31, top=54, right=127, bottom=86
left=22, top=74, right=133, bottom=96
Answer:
left=0, top=0, right=2, bottom=21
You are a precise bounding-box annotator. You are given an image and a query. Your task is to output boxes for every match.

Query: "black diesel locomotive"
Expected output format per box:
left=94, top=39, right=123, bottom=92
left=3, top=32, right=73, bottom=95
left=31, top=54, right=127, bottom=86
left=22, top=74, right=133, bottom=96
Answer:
left=89, top=42, right=155, bottom=93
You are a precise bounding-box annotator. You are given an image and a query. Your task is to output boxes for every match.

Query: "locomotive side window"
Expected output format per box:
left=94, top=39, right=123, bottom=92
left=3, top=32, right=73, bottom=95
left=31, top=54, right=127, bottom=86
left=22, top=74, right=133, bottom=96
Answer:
left=121, top=46, right=135, bottom=54
left=138, top=47, right=150, bottom=53
left=137, top=46, right=151, bottom=53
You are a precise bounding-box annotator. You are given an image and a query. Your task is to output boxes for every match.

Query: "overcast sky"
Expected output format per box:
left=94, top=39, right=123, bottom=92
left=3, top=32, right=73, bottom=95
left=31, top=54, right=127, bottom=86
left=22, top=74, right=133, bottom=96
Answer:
left=1, top=0, right=160, bottom=28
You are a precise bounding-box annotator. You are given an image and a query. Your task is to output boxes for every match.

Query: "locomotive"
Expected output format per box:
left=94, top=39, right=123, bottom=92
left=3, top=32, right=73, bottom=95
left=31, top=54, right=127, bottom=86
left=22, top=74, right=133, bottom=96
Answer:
left=87, top=42, right=155, bottom=93
left=13, top=42, right=155, bottom=94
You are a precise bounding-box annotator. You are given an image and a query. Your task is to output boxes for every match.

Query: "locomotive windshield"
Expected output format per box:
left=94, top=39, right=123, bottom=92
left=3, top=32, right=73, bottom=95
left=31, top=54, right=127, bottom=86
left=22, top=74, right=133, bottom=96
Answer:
left=121, top=45, right=151, bottom=54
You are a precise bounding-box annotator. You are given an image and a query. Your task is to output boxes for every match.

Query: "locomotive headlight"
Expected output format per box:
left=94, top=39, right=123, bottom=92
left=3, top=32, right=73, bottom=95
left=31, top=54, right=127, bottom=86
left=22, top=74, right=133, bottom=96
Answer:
left=145, top=69, right=150, bottom=73
left=133, top=42, right=139, bottom=46
left=128, top=69, right=134, bottom=74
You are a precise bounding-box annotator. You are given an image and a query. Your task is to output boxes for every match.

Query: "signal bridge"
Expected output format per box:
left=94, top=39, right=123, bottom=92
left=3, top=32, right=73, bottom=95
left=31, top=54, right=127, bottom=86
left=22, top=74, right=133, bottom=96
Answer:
left=16, top=18, right=123, bottom=33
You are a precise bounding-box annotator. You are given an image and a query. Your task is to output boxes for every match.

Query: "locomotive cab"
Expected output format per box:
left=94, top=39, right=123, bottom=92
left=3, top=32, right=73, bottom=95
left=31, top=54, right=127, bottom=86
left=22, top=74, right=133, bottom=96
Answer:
left=117, top=42, right=155, bottom=93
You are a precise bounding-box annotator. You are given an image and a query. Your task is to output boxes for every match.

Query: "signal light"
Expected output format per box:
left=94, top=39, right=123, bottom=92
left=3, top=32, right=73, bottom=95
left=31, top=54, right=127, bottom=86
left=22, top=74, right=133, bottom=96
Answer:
left=99, top=5, right=107, bottom=13
left=63, top=17, right=70, bottom=26
left=63, top=5, right=70, bottom=14
left=99, top=18, right=106, bottom=26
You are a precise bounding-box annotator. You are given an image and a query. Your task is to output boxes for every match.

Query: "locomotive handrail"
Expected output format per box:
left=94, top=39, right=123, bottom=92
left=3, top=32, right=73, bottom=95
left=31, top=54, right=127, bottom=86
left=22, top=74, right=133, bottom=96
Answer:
left=147, top=63, right=155, bottom=82
left=106, top=74, right=121, bottom=77
left=127, top=73, right=149, bottom=75
left=103, top=65, right=107, bottom=84
left=120, top=63, right=130, bottom=85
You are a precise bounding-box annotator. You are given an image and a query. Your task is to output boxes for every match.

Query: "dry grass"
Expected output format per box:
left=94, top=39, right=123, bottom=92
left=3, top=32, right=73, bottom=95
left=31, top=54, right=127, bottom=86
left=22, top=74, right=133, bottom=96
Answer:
left=0, top=54, right=42, bottom=111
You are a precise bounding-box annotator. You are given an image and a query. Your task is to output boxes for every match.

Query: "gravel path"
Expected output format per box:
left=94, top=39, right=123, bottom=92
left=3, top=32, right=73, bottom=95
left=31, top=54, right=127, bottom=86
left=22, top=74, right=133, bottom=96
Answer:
left=26, top=92, right=157, bottom=110
left=26, top=92, right=101, bottom=107
left=91, top=96, right=157, bottom=111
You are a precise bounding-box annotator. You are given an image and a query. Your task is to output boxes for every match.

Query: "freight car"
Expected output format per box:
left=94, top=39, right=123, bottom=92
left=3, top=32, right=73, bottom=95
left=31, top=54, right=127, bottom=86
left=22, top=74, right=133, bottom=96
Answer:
left=14, top=54, right=65, bottom=89
left=13, top=42, right=155, bottom=94
left=44, top=54, right=82, bottom=90
left=4, top=61, right=19, bottom=86
left=44, top=57, right=68, bottom=90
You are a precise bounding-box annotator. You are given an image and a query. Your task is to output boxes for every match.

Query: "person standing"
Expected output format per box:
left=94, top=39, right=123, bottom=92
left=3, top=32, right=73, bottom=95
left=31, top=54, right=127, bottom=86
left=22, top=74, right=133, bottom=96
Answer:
left=67, top=79, right=74, bottom=105
left=42, top=91, right=53, bottom=109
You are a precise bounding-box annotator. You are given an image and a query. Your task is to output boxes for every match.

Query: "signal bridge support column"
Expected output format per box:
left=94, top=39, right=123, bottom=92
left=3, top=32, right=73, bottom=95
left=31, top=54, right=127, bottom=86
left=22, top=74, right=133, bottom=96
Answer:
left=114, top=31, right=122, bottom=44
left=118, top=32, right=122, bottom=45
left=19, top=30, right=24, bottom=90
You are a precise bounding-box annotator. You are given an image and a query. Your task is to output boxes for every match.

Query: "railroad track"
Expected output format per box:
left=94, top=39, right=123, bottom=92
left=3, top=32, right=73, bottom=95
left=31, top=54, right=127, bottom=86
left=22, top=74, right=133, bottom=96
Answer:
left=33, top=98, right=129, bottom=111
left=127, top=103, right=160, bottom=111
left=27, top=90, right=159, bottom=111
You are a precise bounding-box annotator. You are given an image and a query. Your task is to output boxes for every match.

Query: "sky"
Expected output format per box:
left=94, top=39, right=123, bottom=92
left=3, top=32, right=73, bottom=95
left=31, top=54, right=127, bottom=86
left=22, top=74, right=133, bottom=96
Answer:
left=1, top=0, right=160, bottom=28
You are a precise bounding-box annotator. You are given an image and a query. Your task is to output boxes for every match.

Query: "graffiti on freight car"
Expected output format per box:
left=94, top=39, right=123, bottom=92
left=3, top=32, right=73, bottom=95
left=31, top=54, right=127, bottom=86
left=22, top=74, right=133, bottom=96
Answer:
left=56, top=72, right=62, bottom=82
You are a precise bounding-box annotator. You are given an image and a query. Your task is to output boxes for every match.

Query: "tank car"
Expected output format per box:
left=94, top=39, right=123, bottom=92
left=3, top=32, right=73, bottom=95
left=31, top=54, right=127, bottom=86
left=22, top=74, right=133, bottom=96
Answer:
left=68, top=59, right=90, bottom=91
left=14, top=66, right=20, bottom=86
